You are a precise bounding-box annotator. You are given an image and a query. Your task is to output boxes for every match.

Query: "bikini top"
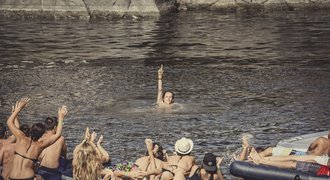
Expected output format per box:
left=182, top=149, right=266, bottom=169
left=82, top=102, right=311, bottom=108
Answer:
left=14, top=151, right=39, bottom=164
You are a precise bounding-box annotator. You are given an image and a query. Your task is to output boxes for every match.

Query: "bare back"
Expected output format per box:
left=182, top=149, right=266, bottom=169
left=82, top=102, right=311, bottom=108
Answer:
left=0, top=143, right=16, bottom=180
left=10, top=136, right=44, bottom=179
left=307, top=137, right=330, bottom=156
left=167, top=154, right=195, bottom=174
left=39, top=132, right=66, bottom=168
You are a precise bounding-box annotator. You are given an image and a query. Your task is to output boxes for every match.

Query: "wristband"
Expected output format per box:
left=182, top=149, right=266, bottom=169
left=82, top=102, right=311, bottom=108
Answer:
left=58, top=121, right=64, bottom=126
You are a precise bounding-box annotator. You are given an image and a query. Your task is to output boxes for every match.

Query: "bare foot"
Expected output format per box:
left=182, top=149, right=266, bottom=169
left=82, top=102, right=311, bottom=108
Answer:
left=145, top=139, right=153, bottom=154
left=248, top=148, right=261, bottom=165
left=242, top=135, right=250, bottom=148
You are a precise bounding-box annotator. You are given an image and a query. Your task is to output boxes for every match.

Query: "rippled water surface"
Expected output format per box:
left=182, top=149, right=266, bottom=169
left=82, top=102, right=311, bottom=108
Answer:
left=0, top=11, right=329, bottom=178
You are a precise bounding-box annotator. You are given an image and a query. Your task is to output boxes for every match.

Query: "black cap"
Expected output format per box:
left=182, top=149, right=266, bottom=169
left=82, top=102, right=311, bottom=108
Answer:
left=202, top=153, right=217, bottom=172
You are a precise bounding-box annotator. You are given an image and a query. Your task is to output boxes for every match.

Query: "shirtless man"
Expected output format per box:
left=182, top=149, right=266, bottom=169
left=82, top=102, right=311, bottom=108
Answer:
left=307, top=130, right=330, bottom=156
left=37, top=117, right=67, bottom=180
left=238, top=130, right=330, bottom=160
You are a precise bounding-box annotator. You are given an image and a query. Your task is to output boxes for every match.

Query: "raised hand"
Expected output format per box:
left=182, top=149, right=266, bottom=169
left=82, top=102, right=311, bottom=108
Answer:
left=14, top=97, right=30, bottom=111
left=84, top=127, right=91, bottom=141
left=158, top=64, right=164, bottom=79
left=216, top=157, right=224, bottom=168
left=58, top=105, right=68, bottom=120
left=97, top=135, right=103, bottom=145
left=91, top=131, right=97, bottom=143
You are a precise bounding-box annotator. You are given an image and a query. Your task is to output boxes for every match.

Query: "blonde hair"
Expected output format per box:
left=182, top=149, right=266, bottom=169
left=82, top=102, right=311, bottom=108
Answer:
left=73, top=140, right=103, bottom=180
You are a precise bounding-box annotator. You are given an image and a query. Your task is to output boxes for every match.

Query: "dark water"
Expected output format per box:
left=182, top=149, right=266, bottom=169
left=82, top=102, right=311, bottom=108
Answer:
left=0, top=11, right=329, bottom=178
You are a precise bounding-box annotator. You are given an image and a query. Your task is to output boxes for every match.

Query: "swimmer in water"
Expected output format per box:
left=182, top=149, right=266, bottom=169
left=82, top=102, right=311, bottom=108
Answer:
left=157, top=64, right=174, bottom=108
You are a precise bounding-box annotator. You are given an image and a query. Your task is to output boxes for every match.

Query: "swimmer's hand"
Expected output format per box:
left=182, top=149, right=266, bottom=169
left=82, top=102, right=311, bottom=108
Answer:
left=158, top=64, right=163, bottom=79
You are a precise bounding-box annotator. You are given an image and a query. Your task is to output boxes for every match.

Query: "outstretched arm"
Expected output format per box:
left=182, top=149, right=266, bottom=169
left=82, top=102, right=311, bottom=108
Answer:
left=6, top=105, right=22, bottom=143
left=40, top=105, right=67, bottom=148
left=7, top=97, right=30, bottom=140
left=157, top=65, right=164, bottom=104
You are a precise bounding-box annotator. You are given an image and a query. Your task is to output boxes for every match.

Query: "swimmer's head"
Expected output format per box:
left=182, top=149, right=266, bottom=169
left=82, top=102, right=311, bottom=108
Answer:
left=162, top=91, right=174, bottom=104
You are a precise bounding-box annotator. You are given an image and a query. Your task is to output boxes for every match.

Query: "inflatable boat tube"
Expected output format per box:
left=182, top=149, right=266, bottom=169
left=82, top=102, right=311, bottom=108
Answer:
left=277, top=131, right=328, bottom=152
left=230, top=161, right=329, bottom=180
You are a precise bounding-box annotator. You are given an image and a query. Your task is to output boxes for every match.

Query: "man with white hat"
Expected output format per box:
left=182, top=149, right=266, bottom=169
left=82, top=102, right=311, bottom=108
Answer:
left=162, top=137, right=195, bottom=180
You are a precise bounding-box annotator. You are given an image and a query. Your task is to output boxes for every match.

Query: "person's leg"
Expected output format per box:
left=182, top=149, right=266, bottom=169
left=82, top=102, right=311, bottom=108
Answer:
left=160, top=171, right=174, bottom=180
left=259, top=147, right=273, bottom=157
left=265, top=155, right=317, bottom=162
left=249, top=148, right=297, bottom=169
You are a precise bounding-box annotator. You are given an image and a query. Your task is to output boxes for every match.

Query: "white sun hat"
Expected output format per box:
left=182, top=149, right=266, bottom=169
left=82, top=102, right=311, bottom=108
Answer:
left=175, top=137, right=194, bottom=155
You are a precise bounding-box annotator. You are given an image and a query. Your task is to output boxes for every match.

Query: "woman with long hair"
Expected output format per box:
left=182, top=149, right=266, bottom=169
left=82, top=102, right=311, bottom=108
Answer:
left=7, top=97, right=68, bottom=179
left=73, top=127, right=114, bottom=180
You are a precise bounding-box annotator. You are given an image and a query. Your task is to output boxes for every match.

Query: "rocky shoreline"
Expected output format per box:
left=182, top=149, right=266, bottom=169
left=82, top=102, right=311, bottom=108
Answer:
left=0, top=0, right=329, bottom=20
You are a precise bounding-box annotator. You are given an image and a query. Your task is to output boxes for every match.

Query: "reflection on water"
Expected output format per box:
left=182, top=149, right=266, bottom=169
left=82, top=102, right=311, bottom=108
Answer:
left=0, top=11, right=329, bottom=178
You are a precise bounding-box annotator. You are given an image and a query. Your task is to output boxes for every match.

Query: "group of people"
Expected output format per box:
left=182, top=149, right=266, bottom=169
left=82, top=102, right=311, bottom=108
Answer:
left=0, top=65, right=329, bottom=180
left=0, top=97, right=225, bottom=180
left=236, top=131, right=330, bottom=177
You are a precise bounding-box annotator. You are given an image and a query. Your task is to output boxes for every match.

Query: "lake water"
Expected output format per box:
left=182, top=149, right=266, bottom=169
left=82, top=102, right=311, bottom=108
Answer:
left=0, top=10, right=329, bottom=178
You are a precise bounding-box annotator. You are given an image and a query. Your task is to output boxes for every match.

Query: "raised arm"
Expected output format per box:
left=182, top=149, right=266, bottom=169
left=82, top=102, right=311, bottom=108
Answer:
left=216, top=157, right=225, bottom=180
left=7, top=97, right=30, bottom=140
left=39, top=105, right=67, bottom=148
left=6, top=105, right=22, bottom=143
left=157, top=65, right=164, bottom=104
left=96, top=135, right=111, bottom=164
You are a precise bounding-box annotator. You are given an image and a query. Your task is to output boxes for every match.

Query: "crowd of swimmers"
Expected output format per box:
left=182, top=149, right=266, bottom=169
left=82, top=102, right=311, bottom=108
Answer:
left=0, top=65, right=329, bottom=180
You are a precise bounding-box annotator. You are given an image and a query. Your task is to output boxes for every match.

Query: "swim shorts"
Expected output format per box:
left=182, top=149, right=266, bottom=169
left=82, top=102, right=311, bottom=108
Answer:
left=296, top=161, right=321, bottom=174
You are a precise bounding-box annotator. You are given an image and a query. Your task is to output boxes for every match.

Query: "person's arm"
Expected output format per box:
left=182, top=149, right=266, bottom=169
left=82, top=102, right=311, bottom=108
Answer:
left=102, top=169, right=116, bottom=180
left=307, top=138, right=320, bottom=154
left=157, top=65, right=164, bottom=104
left=6, top=105, right=22, bottom=143
left=0, top=147, right=4, bottom=165
left=39, top=106, right=67, bottom=148
left=7, top=98, right=30, bottom=140
left=216, top=157, right=225, bottom=180
left=96, top=135, right=110, bottom=164
left=61, top=137, right=68, bottom=158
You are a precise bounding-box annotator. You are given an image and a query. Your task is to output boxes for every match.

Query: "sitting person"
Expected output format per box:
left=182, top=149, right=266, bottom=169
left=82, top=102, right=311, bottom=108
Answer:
left=249, top=147, right=330, bottom=176
left=157, top=64, right=174, bottom=109
left=109, top=139, right=167, bottom=180
left=161, top=137, right=195, bottom=180
left=0, top=124, right=30, bottom=180
left=37, top=116, right=68, bottom=180
left=7, top=97, right=68, bottom=180
left=189, top=153, right=224, bottom=180
left=238, top=130, right=330, bottom=160
left=72, top=127, right=113, bottom=180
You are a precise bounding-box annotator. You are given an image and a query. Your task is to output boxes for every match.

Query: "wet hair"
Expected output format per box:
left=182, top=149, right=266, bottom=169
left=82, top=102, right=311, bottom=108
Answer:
left=162, top=91, right=174, bottom=100
left=44, top=116, right=58, bottom=131
left=30, top=123, right=45, bottom=141
left=19, top=124, right=31, bottom=137
left=0, top=122, right=7, bottom=138
left=146, top=142, right=165, bottom=161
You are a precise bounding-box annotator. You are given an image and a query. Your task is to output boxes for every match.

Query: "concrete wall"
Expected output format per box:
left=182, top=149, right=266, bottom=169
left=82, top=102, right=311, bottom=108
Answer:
left=0, top=0, right=329, bottom=20
left=0, top=0, right=178, bottom=20
left=178, top=0, right=330, bottom=11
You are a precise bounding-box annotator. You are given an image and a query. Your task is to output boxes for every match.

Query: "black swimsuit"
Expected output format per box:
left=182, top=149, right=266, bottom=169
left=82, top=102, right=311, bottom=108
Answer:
left=14, top=151, right=39, bottom=164
left=13, top=151, right=40, bottom=173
